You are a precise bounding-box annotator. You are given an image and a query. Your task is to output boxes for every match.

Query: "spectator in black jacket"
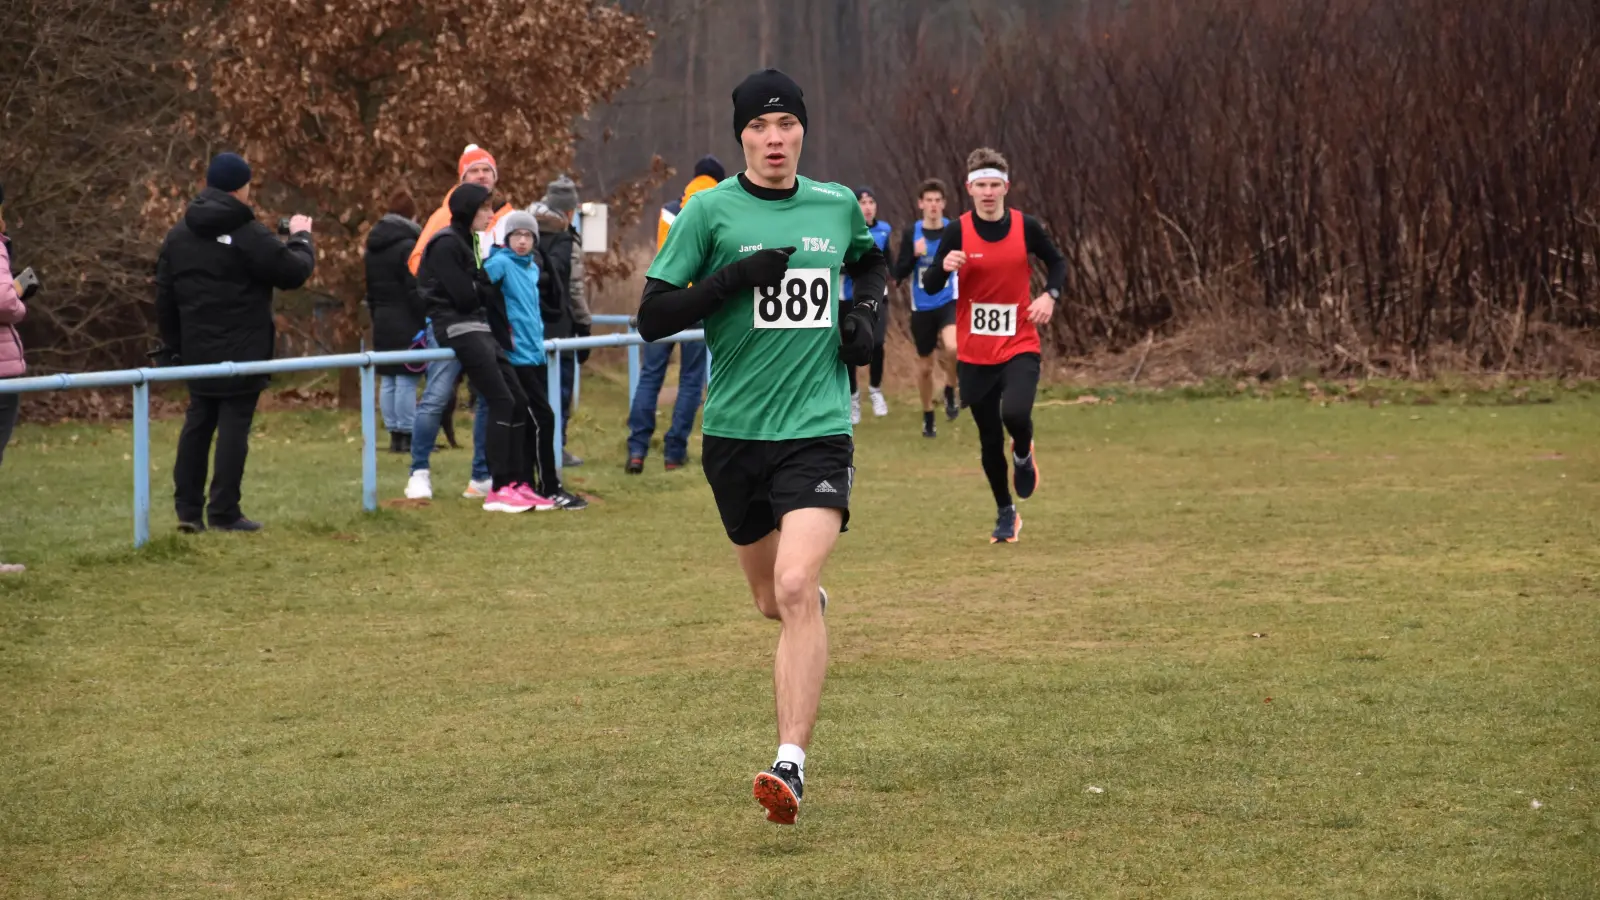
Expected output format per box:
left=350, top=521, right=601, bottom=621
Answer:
left=417, top=182, right=540, bottom=513
left=532, top=179, right=590, bottom=466
left=155, top=152, right=315, bottom=534
left=365, top=191, right=424, bottom=454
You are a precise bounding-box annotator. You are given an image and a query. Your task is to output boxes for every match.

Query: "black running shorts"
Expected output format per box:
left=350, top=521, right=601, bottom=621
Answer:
left=910, top=303, right=958, bottom=357
left=701, top=434, right=854, bottom=545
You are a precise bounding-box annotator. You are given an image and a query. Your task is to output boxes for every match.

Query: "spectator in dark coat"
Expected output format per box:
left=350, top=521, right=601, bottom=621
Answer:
left=155, top=152, right=315, bottom=533
left=532, top=179, right=590, bottom=466
left=365, top=191, right=424, bottom=453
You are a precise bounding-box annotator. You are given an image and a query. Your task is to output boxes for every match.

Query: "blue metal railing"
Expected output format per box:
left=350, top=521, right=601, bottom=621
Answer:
left=0, top=324, right=704, bottom=548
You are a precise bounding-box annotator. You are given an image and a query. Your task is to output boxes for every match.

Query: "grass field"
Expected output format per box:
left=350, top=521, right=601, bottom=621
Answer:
left=1, top=373, right=1597, bottom=898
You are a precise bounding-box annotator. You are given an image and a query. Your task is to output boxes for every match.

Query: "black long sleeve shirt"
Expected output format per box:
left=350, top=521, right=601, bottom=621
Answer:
left=921, top=211, right=1067, bottom=297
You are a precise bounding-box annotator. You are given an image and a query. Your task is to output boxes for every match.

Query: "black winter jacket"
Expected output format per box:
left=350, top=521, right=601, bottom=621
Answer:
left=155, top=187, right=315, bottom=396
left=418, top=183, right=509, bottom=350
left=364, top=214, right=423, bottom=376
left=536, top=220, right=578, bottom=340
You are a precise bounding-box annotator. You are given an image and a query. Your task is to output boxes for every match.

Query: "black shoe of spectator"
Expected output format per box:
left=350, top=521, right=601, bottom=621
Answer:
left=388, top=432, right=405, bottom=454
left=563, top=450, right=584, bottom=468
left=399, top=433, right=412, bottom=453
left=177, top=520, right=206, bottom=535
left=625, top=457, right=644, bottom=475
left=211, top=517, right=263, bottom=533
left=665, top=458, right=688, bottom=471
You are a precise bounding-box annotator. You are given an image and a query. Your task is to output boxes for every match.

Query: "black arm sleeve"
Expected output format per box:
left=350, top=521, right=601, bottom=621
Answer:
left=843, top=245, right=889, bottom=309
left=237, top=221, right=315, bottom=291
left=637, top=276, right=731, bottom=342
left=1023, top=215, right=1068, bottom=295
left=890, top=230, right=918, bottom=282
left=921, top=222, right=963, bottom=294
left=154, top=238, right=181, bottom=354
left=423, top=239, right=481, bottom=314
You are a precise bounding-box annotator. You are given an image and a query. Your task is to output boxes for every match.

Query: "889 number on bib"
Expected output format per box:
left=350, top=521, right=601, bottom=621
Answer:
left=755, top=268, right=833, bottom=329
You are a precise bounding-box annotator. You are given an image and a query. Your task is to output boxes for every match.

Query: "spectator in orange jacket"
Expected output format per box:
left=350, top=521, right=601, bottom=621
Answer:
left=407, top=144, right=515, bottom=276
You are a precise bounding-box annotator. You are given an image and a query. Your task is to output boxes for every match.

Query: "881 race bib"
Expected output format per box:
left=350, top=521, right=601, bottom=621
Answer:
left=970, top=302, right=1018, bottom=337
left=754, top=268, right=834, bottom=329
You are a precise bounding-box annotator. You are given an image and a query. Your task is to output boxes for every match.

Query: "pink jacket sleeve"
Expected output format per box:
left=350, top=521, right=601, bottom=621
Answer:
left=0, top=239, right=24, bottom=326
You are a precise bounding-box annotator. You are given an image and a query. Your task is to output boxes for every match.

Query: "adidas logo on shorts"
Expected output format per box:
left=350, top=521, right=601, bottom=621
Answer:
left=814, top=480, right=838, bottom=494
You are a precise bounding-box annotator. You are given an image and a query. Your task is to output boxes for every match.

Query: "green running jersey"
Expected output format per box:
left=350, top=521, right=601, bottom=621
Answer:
left=647, top=176, right=877, bottom=441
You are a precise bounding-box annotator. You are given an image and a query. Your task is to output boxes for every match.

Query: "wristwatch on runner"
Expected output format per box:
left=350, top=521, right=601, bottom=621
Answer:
left=1046, top=288, right=1061, bottom=300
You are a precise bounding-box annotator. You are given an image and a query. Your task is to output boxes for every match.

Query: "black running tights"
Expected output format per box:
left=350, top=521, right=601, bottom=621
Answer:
left=961, top=355, right=1040, bottom=509
left=445, top=331, right=527, bottom=491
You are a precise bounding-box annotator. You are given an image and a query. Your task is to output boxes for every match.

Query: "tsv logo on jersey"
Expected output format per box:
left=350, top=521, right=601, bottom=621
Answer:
left=800, top=237, right=836, bottom=254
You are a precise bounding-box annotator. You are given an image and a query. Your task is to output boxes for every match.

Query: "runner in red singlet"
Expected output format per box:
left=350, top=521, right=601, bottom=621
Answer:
left=921, top=147, right=1067, bottom=543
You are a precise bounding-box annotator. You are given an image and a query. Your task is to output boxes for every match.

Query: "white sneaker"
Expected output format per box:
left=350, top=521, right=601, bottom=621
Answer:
left=850, top=392, right=862, bottom=425
left=463, top=478, right=492, bottom=499
left=869, top=388, right=888, bottom=417
left=404, top=469, right=433, bottom=500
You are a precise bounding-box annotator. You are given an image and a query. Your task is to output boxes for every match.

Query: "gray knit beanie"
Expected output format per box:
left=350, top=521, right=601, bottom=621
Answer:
left=501, top=210, right=539, bottom=241
left=541, top=174, right=580, bottom=215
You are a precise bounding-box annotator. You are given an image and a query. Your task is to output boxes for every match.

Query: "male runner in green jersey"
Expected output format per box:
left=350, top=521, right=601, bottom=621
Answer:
left=636, top=68, right=887, bottom=825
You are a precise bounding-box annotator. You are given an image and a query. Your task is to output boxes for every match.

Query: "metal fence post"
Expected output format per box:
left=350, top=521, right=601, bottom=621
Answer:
left=572, top=353, right=581, bottom=413
left=549, top=348, right=564, bottom=473
left=627, top=328, right=640, bottom=407
left=132, top=381, right=151, bottom=548
left=360, top=362, right=377, bottom=512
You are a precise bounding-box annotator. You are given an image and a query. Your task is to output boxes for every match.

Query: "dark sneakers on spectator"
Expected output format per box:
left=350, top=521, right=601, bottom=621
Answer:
left=665, top=458, right=687, bottom=471
left=550, top=490, right=588, bottom=511
left=563, top=450, right=584, bottom=468
left=625, top=457, right=644, bottom=475
left=211, top=517, right=263, bottom=533
left=177, top=520, right=206, bottom=535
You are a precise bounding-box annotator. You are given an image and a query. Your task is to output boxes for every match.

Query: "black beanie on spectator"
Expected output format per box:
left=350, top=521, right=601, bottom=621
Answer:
left=731, top=69, right=807, bottom=139
left=205, top=153, right=253, bottom=192
left=694, top=155, right=726, bottom=182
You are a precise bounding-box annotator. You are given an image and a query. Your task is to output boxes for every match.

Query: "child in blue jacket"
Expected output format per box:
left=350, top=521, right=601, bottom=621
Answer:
left=484, top=212, right=586, bottom=510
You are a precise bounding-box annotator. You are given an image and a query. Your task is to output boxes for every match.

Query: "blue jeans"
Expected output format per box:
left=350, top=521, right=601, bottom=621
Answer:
left=626, top=339, right=707, bottom=462
left=379, top=373, right=420, bottom=434
left=559, top=351, right=577, bottom=444
left=409, top=324, right=489, bottom=480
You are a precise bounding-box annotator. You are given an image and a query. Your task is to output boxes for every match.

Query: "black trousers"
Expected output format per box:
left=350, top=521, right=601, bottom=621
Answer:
left=511, top=363, right=561, bottom=497
left=174, top=390, right=261, bottom=524
left=0, top=392, right=18, bottom=470
left=444, top=330, right=527, bottom=490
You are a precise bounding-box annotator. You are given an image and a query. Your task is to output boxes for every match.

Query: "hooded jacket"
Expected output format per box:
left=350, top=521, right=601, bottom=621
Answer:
left=534, top=206, right=590, bottom=340
left=408, top=183, right=514, bottom=276
left=364, top=214, right=424, bottom=376
left=0, top=236, right=25, bottom=378
left=417, top=183, right=509, bottom=348
left=155, top=187, right=316, bottom=396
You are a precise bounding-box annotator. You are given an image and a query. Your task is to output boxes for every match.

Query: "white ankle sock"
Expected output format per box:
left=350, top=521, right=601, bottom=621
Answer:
left=776, top=743, right=806, bottom=773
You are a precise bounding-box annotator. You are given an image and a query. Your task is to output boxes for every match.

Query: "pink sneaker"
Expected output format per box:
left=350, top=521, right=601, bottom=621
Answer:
left=483, top=486, right=535, bottom=513
left=513, top=482, right=557, bottom=511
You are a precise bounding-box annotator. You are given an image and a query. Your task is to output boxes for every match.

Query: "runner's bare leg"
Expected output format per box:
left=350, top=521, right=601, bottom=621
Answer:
left=768, top=506, right=840, bottom=749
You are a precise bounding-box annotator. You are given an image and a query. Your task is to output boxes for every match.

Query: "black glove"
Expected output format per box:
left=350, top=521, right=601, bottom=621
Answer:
left=838, top=297, right=878, bottom=367
left=574, top=322, right=592, bottom=364
left=717, top=246, right=796, bottom=295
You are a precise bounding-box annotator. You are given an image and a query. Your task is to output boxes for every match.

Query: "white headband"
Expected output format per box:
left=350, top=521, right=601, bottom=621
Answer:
left=967, top=168, right=1010, bottom=184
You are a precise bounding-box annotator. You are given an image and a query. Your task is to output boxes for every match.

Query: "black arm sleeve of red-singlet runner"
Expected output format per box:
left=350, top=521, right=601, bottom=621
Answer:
left=1023, top=214, right=1069, bottom=296
left=890, top=229, right=918, bottom=282
left=636, top=276, right=727, bottom=342
left=921, top=221, right=963, bottom=295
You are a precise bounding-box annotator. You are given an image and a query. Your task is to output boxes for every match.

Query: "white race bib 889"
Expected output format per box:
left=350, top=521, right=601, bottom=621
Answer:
left=754, top=268, right=833, bottom=329
left=970, top=302, right=1017, bottom=336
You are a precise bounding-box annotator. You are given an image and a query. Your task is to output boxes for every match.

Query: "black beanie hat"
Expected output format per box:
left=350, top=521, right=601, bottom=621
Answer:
left=694, top=155, right=726, bottom=182
left=854, top=186, right=876, bottom=201
left=206, top=153, right=253, bottom=192
left=732, top=69, right=807, bottom=140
